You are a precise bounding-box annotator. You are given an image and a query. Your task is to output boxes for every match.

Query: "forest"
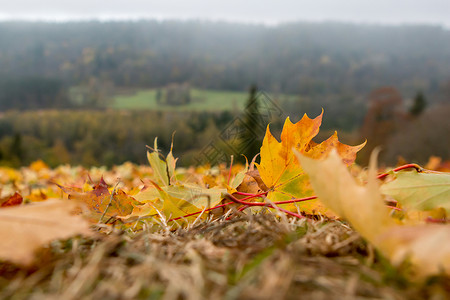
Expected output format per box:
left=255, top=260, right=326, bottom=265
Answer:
left=0, top=20, right=449, bottom=167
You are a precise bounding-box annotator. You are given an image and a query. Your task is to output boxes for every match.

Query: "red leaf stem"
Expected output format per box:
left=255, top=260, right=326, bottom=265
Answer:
left=168, top=201, right=234, bottom=222
left=377, top=164, right=422, bottom=180
left=238, top=205, right=249, bottom=212
left=271, top=196, right=318, bottom=205
left=224, top=193, right=304, bottom=219
left=386, top=205, right=402, bottom=211
left=234, top=191, right=269, bottom=196
left=425, top=217, right=447, bottom=224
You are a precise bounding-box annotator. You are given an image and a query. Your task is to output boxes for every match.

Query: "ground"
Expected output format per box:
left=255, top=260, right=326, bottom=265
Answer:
left=1, top=214, right=449, bottom=299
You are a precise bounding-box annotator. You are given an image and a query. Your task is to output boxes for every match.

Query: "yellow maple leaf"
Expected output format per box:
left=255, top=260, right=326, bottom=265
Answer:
left=255, top=111, right=365, bottom=215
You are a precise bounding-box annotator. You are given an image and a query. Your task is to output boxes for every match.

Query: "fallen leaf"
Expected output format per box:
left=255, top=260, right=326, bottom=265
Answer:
left=27, top=189, right=49, bottom=202
left=166, top=137, right=178, bottom=184
left=129, top=140, right=226, bottom=223
left=379, top=225, right=450, bottom=277
left=296, top=149, right=450, bottom=278
left=256, top=112, right=365, bottom=215
left=147, top=138, right=170, bottom=186
left=29, top=160, right=49, bottom=172
left=296, top=149, right=394, bottom=240
left=58, top=179, right=139, bottom=222
left=380, top=170, right=450, bottom=214
left=0, top=192, right=23, bottom=207
left=133, top=181, right=224, bottom=222
left=0, top=200, right=91, bottom=265
left=229, top=160, right=249, bottom=191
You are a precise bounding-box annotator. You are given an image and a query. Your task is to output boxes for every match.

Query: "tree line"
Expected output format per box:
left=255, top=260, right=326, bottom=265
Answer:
left=0, top=20, right=449, bottom=109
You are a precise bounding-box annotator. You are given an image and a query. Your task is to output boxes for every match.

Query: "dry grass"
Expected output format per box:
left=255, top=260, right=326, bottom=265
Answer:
left=0, top=213, right=449, bottom=299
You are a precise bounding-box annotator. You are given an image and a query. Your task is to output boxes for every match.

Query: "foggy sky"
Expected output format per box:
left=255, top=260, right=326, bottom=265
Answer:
left=0, top=0, right=449, bottom=27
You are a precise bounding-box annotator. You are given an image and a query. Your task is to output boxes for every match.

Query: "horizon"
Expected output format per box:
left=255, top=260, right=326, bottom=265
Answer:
left=1, top=0, right=449, bottom=28
left=0, top=17, right=449, bottom=30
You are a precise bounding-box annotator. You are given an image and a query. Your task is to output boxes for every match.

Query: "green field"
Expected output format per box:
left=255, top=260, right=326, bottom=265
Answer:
left=112, top=88, right=298, bottom=111
left=112, top=88, right=249, bottom=111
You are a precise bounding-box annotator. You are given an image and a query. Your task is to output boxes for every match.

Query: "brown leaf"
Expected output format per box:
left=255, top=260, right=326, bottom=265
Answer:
left=58, top=180, right=139, bottom=222
left=0, top=192, right=23, bottom=207
left=236, top=170, right=268, bottom=195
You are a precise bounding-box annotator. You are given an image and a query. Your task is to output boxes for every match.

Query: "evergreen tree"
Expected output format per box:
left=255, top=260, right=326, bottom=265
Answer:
left=410, top=91, right=427, bottom=116
left=155, top=89, right=162, bottom=104
left=240, top=84, right=263, bottom=162
left=11, top=133, right=24, bottom=166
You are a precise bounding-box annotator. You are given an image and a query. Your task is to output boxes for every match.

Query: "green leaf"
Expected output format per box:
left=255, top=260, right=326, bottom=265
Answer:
left=166, top=135, right=178, bottom=184
left=147, top=138, right=169, bottom=186
left=380, top=171, right=450, bottom=213
left=133, top=183, right=225, bottom=221
left=165, top=183, right=225, bottom=210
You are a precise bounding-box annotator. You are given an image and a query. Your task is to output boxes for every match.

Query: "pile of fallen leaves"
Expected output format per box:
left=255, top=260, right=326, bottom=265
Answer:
left=0, top=111, right=449, bottom=299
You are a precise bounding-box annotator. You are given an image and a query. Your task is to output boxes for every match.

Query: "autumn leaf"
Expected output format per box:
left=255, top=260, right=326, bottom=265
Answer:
left=0, top=200, right=91, bottom=265
left=0, top=192, right=23, bottom=207
left=147, top=138, right=170, bottom=186
left=27, top=189, right=50, bottom=202
left=29, top=160, right=49, bottom=172
left=255, top=111, right=365, bottom=215
left=236, top=170, right=267, bottom=196
left=379, top=224, right=450, bottom=277
left=229, top=160, right=249, bottom=191
left=296, top=149, right=450, bottom=278
left=132, top=181, right=224, bottom=222
left=296, top=149, right=395, bottom=241
left=127, top=137, right=227, bottom=223
left=58, top=178, right=139, bottom=222
left=166, top=137, right=178, bottom=184
left=380, top=170, right=450, bottom=214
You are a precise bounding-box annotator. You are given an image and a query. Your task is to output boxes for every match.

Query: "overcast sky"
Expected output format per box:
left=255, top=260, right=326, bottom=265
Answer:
left=0, top=0, right=449, bottom=27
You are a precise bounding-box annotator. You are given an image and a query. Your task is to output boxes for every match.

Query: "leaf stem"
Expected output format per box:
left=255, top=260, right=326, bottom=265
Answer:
left=223, top=193, right=305, bottom=219
left=168, top=201, right=235, bottom=222
left=167, top=193, right=317, bottom=222
left=234, top=191, right=269, bottom=196
left=377, top=163, right=422, bottom=180
left=386, top=205, right=402, bottom=211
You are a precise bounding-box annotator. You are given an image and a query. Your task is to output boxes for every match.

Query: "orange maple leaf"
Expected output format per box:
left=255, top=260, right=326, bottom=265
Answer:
left=255, top=111, right=365, bottom=215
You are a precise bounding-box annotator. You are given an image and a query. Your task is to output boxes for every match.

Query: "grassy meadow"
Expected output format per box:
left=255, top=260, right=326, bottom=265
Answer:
left=112, top=88, right=299, bottom=111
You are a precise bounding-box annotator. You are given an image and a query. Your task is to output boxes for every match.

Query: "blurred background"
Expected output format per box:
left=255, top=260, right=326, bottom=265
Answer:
left=0, top=0, right=449, bottom=167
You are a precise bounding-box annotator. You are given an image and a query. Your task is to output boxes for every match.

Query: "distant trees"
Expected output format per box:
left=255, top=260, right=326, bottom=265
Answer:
left=359, top=87, right=407, bottom=164
left=0, top=77, right=70, bottom=110
left=160, top=83, right=191, bottom=106
left=0, top=21, right=449, bottom=103
left=358, top=87, right=447, bottom=165
left=0, top=110, right=235, bottom=167
left=0, top=21, right=448, bottom=166
left=383, top=104, right=450, bottom=164
left=67, top=79, right=115, bottom=108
